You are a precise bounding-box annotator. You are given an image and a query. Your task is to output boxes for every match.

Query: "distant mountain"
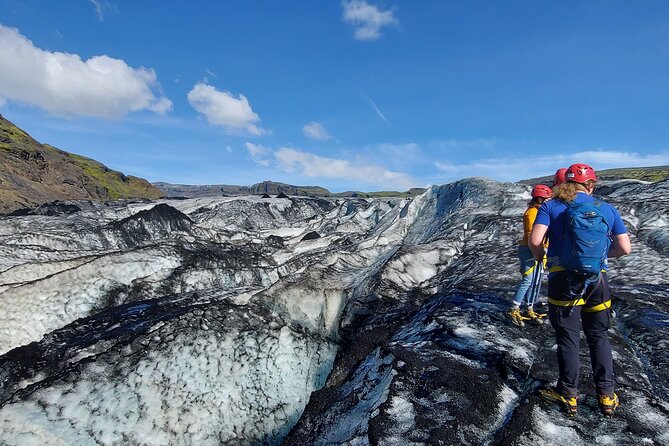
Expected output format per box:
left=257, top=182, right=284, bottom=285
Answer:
left=332, top=187, right=427, bottom=198
left=521, top=165, right=669, bottom=185
left=154, top=180, right=426, bottom=199
left=0, top=114, right=163, bottom=214
left=153, top=180, right=330, bottom=198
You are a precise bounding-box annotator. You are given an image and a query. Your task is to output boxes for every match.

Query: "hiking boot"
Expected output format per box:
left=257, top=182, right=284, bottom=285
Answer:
left=526, top=308, right=547, bottom=324
left=539, top=387, right=577, bottom=415
left=527, top=308, right=547, bottom=318
left=598, top=393, right=619, bottom=416
left=507, top=308, right=527, bottom=327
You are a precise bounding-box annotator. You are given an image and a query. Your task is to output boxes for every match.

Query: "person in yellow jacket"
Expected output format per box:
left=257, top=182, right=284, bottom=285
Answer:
left=507, top=184, right=552, bottom=326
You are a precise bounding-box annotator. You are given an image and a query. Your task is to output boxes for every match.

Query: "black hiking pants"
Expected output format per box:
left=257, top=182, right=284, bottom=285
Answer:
left=547, top=271, right=615, bottom=398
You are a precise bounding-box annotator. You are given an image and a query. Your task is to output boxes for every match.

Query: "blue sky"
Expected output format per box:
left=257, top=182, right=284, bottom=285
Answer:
left=1, top=1, right=668, bottom=191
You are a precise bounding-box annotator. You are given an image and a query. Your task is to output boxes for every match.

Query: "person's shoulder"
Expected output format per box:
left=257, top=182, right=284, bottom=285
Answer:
left=598, top=199, right=622, bottom=216
left=592, top=198, right=624, bottom=223
left=545, top=199, right=566, bottom=210
left=574, top=192, right=593, bottom=203
left=593, top=197, right=617, bottom=210
left=524, top=206, right=538, bottom=221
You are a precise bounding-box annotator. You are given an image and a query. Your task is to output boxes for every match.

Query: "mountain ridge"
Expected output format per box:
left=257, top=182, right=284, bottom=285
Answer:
left=4, top=113, right=668, bottom=213
left=0, top=114, right=163, bottom=214
left=154, top=180, right=427, bottom=199
left=520, top=165, right=669, bottom=185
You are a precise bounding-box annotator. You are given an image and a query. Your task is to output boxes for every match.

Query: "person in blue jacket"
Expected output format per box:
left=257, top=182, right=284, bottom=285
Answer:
left=529, top=163, right=631, bottom=416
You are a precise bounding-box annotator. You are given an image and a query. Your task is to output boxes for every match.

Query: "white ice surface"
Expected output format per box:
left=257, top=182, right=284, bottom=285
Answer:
left=0, top=246, right=182, bottom=354
left=0, top=256, right=96, bottom=286
left=0, top=324, right=336, bottom=446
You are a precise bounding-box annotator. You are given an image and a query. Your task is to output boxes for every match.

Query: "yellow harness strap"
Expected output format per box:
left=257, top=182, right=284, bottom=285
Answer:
left=548, top=297, right=585, bottom=307
left=523, top=264, right=536, bottom=277
left=582, top=300, right=612, bottom=313
left=547, top=298, right=612, bottom=313
left=548, top=266, right=607, bottom=273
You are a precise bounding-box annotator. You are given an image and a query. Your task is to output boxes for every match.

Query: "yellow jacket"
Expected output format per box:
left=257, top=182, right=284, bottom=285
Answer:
left=521, top=204, right=549, bottom=251
left=520, top=205, right=539, bottom=247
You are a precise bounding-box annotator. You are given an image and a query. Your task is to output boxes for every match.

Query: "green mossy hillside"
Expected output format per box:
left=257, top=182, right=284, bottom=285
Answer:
left=522, top=166, right=669, bottom=185
left=594, top=166, right=669, bottom=183
left=69, top=153, right=163, bottom=200
left=0, top=114, right=163, bottom=213
left=0, top=117, right=37, bottom=152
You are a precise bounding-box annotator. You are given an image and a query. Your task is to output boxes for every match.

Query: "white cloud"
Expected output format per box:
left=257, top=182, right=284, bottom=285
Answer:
left=88, top=1, right=117, bottom=22
left=245, top=142, right=271, bottom=166
left=570, top=150, right=669, bottom=167
left=202, top=68, right=218, bottom=84
left=243, top=143, right=417, bottom=189
left=204, top=68, right=217, bottom=79
left=275, top=147, right=415, bottom=189
left=342, top=0, right=398, bottom=41
left=89, top=0, right=104, bottom=21
left=0, top=24, right=172, bottom=118
left=188, top=83, right=263, bottom=135
left=149, top=97, right=173, bottom=114
left=434, top=149, right=669, bottom=183
left=303, top=122, right=331, bottom=141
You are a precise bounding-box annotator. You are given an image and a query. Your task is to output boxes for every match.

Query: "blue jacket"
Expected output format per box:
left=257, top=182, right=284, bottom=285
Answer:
left=535, top=192, right=627, bottom=270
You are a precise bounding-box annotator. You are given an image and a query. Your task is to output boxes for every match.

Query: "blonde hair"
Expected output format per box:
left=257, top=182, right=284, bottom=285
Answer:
left=552, top=180, right=595, bottom=202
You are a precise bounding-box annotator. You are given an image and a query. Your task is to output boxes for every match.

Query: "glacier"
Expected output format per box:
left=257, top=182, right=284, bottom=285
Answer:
left=0, top=179, right=667, bottom=445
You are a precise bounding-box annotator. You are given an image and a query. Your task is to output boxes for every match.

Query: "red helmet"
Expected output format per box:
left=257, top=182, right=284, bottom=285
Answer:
left=531, top=184, right=552, bottom=199
left=553, top=168, right=568, bottom=186
left=566, top=163, right=597, bottom=183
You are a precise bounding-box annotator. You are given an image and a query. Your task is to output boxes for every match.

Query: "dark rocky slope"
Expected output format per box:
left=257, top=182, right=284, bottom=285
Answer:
left=0, top=114, right=163, bottom=214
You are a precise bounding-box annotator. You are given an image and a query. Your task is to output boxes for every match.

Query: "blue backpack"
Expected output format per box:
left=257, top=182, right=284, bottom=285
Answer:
left=559, top=200, right=611, bottom=275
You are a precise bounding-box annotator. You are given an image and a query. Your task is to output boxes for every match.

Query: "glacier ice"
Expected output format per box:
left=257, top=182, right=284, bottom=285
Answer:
left=1, top=179, right=668, bottom=445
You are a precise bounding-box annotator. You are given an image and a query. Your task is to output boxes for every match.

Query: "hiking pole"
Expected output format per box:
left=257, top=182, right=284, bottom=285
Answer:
left=525, top=260, right=541, bottom=307
left=529, top=260, right=544, bottom=306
